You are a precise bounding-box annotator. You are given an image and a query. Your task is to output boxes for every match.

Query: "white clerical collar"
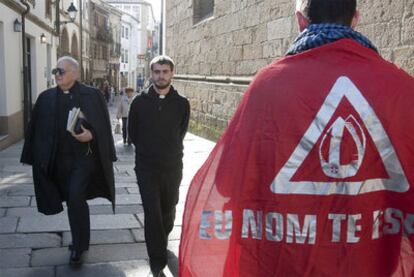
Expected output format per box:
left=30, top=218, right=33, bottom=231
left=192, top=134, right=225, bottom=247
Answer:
left=159, top=94, right=165, bottom=99
left=63, top=90, right=70, bottom=94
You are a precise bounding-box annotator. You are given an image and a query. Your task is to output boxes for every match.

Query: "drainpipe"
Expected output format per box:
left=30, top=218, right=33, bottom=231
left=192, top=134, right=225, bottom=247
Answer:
left=20, top=0, right=30, bottom=134
left=160, top=0, right=164, bottom=54
left=79, top=0, right=84, bottom=82
left=55, top=0, right=61, bottom=36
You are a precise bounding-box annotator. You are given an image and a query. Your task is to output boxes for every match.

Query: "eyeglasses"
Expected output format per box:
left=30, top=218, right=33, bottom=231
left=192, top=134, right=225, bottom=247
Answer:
left=52, top=68, right=66, bottom=76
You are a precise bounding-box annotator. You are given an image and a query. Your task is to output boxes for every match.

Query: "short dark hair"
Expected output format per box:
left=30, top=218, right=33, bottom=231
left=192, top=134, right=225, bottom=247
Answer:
left=299, top=0, right=356, bottom=26
left=150, top=55, right=175, bottom=71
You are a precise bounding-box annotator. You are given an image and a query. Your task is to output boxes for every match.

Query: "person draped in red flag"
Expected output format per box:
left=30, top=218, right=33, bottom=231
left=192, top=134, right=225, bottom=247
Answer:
left=180, top=0, right=414, bottom=276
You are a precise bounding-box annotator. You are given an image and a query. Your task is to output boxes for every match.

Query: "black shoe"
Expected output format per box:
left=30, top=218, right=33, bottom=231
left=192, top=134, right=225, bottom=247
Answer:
left=69, top=250, right=84, bottom=266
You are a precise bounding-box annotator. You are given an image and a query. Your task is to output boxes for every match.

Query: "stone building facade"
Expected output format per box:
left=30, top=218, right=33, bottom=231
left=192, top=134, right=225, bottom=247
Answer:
left=166, top=0, right=414, bottom=140
left=106, top=0, right=160, bottom=80
left=89, top=0, right=122, bottom=89
left=0, top=0, right=58, bottom=150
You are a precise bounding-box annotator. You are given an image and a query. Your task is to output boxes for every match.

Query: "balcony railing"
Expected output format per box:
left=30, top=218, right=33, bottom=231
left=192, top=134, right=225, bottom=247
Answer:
left=96, top=26, right=113, bottom=43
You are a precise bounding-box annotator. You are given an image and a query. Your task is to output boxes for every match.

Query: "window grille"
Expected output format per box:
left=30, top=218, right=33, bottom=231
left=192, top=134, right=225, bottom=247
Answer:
left=193, top=0, right=214, bottom=24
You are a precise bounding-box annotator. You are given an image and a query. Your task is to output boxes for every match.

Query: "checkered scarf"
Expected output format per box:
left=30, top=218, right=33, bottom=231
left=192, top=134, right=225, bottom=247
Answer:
left=286, top=23, right=378, bottom=55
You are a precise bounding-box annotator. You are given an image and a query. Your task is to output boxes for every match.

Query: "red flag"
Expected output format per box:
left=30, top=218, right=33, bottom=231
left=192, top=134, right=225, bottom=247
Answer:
left=179, top=39, right=414, bottom=277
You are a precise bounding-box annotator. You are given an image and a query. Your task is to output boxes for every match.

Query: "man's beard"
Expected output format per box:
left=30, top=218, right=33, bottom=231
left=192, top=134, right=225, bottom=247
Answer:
left=154, top=79, right=171, bottom=90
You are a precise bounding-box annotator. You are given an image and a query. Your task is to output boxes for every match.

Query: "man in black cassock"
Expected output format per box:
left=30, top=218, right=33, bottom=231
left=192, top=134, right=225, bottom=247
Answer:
left=128, top=55, right=190, bottom=277
left=20, top=56, right=117, bottom=266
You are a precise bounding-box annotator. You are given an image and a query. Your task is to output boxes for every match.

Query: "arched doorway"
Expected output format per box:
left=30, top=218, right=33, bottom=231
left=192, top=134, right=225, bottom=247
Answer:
left=71, top=33, right=79, bottom=60
left=60, top=28, right=70, bottom=56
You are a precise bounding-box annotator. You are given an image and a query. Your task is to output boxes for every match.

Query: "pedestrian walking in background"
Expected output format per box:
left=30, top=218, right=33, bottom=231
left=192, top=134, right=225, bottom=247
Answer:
left=128, top=55, right=190, bottom=277
left=180, top=0, right=414, bottom=276
left=103, top=80, right=110, bottom=104
left=110, top=85, right=116, bottom=105
left=117, top=87, right=135, bottom=145
left=137, top=74, right=144, bottom=92
left=20, top=56, right=117, bottom=266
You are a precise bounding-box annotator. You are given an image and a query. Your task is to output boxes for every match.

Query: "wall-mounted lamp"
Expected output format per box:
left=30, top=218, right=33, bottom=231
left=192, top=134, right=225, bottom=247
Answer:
left=67, top=2, right=78, bottom=22
left=40, top=33, right=47, bottom=44
left=55, top=1, right=78, bottom=36
left=56, top=2, right=78, bottom=28
left=13, top=19, right=22, bottom=32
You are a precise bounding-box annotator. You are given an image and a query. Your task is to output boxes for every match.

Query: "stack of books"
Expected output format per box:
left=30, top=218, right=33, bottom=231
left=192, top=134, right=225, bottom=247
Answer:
left=66, top=107, right=86, bottom=134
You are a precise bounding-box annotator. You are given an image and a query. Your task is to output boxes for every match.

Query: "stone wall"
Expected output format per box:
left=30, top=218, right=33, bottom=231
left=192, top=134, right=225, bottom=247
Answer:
left=173, top=79, right=247, bottom=139
left=166, top=0, right=414, bottom=141
left=0, top=110, right=23, bottom=151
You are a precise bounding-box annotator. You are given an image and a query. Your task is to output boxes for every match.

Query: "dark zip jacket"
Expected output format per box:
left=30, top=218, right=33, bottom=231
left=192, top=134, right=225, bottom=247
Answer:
left=128, top=85, right=190, bottom=169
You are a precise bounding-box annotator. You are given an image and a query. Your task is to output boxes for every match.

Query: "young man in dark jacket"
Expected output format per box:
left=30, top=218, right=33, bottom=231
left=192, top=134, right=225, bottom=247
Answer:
left=128, top=55, right=190, bottom=277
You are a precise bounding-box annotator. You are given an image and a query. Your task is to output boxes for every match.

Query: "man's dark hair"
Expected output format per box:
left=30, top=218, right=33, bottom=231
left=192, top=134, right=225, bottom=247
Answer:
left=300, top=0, right=356, bottom=26
left=150, top=55, right=175, bottom=71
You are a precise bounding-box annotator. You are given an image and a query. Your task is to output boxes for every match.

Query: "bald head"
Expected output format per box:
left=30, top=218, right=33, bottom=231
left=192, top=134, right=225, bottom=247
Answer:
left=57, top=56, right=79, bottom=72
left=55, top=56, right=79, bottom=90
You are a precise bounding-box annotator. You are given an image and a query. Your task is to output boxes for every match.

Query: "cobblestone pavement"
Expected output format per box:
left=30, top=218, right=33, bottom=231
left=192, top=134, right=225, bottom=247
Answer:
left=0, top=101, right=215, bottom=277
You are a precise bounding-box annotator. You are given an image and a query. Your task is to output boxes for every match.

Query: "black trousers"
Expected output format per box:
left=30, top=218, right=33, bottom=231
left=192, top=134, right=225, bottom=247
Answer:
left=122, top=117, right=128, bottom=143
left=136, top=167, right=182, bottom=271
left=122, top=117, right=131, bottom=144
left=55, top=153, right=97, bottom=252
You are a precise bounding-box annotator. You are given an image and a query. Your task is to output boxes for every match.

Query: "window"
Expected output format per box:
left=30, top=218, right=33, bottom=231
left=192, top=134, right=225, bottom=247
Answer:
left=45, top=0, right=52, bottom=19
left=121, top=48, right=128, bottom=63
left=85, top=38, right=89, bottom=55
left=83, top=2, right=89, bottom=19
left=121, top=26, right=124, bottom=38
left=125, top=27, right=129, bottom=39
left=94, top=44, right=98, bottom=59
left=102, top=46, right=107, bottom=60
left=85, top=3, right=88, bottom=19
left=193, top=0, right=214, bottom=24
left=0, top=22, right=6, bottom=124
left=133, top=6, right=140, bottom=18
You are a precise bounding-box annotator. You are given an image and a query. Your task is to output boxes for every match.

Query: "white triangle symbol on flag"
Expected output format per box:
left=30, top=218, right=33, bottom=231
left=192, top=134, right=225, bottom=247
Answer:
left=270, top=76, right=409, bottom=195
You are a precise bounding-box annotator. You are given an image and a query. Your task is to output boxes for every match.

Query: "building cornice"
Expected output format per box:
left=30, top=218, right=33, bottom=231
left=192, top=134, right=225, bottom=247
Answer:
left=1, top=0, right=56, bottom=35
left=174, top=74, right=252, bottom=85
left=121, top=11, right=140, bottom=24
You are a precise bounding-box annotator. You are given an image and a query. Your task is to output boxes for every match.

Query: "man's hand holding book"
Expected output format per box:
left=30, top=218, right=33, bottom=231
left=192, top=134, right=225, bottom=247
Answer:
left=67, top=107, right=93, bottom=143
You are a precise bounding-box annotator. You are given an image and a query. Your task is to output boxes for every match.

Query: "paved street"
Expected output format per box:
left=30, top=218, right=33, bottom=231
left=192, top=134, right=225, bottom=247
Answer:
left=0, top=101, right=215, bottom=277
